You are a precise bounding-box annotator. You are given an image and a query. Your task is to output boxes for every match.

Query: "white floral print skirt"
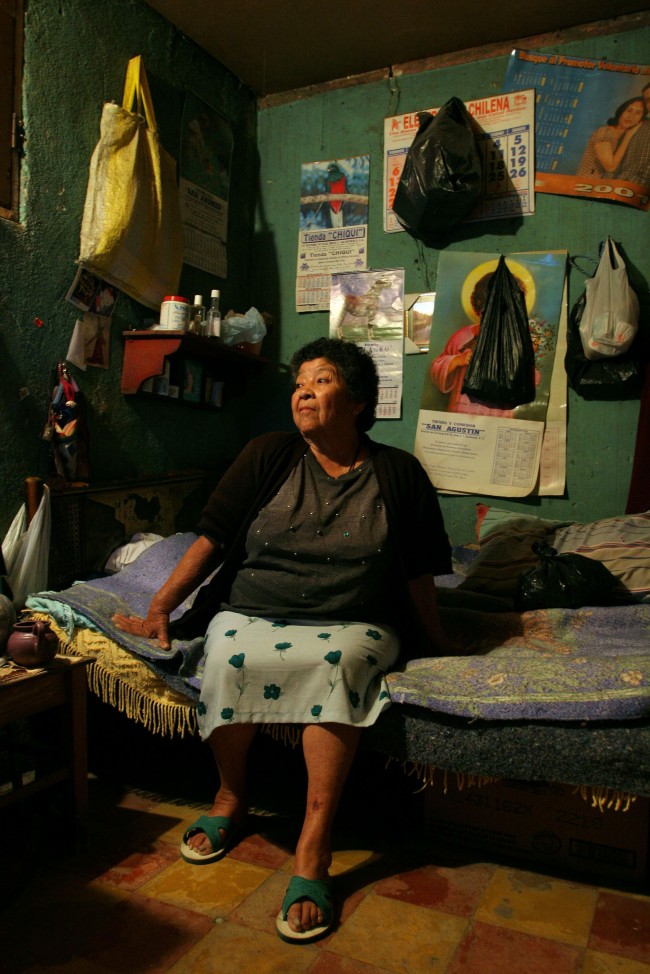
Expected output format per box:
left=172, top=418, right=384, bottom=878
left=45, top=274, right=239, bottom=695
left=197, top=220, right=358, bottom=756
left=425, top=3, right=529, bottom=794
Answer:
left=196, top=610, right=400, bottom=739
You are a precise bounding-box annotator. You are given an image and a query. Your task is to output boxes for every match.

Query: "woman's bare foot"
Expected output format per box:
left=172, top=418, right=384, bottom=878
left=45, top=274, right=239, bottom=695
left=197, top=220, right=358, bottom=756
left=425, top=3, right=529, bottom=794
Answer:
left=186, top=794, right=245, bottom=856
left=285, top=846, right=331, bottom=933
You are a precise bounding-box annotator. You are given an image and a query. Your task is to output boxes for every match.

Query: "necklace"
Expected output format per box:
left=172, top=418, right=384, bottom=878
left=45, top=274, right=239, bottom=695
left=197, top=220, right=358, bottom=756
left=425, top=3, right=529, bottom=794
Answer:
left=346, top=439, right=361, bottom=474
left=306, top=439, right=362, bottom=479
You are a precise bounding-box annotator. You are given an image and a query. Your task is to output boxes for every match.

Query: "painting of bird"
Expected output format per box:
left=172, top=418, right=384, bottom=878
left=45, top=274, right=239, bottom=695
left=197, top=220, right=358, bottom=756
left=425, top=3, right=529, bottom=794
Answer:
left=326, top=162, right=348, bottom=227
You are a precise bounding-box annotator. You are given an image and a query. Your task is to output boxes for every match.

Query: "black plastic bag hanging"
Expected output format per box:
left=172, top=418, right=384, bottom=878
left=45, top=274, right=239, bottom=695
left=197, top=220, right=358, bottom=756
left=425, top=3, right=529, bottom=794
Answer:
left=515, top=541, right=619, bottom=611
left=392, top=97, right=482, bottom=244
left=461, top=254, right=536, bottom=408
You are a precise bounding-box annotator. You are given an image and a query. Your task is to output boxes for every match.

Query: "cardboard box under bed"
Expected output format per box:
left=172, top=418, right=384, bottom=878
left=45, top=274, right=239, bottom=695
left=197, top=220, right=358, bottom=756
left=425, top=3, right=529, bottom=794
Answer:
left=424, top=777, right=649, bottom=884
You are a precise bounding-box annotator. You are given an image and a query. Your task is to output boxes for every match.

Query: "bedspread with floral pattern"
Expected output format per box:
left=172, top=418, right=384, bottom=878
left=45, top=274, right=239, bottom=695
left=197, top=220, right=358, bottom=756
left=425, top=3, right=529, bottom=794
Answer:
left=387, top=597, right=650, bottom=720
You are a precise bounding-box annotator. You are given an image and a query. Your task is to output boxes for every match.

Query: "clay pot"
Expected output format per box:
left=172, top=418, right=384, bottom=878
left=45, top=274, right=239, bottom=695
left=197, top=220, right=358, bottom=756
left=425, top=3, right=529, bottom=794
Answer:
left=7, top=620, right=58, bottom=668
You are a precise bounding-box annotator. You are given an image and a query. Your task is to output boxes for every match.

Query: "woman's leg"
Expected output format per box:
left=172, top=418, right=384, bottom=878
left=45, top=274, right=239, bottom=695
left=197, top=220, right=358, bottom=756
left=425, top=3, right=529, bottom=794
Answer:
left=187, top=722, right=258, bottom=855
left=286, top=722, right=362, bottom=934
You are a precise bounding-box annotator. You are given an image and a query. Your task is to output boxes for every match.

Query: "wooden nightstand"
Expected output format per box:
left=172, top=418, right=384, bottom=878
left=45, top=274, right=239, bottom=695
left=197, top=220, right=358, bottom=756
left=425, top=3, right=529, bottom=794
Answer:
left=0, top=656, right=91, bottom=841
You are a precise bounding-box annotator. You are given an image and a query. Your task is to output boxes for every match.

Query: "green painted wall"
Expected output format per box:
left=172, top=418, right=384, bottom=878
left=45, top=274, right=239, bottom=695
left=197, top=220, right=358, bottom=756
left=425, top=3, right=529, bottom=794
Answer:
left=1, top=6, right=647, bottom=553
left=0, top=0, right=258, bottom=537
left=256, top=25, right=649, bottom=545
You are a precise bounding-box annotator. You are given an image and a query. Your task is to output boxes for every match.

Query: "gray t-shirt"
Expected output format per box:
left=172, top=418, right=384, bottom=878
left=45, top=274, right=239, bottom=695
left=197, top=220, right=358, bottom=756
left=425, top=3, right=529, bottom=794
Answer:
left=224, top=451, right=392, bottom=621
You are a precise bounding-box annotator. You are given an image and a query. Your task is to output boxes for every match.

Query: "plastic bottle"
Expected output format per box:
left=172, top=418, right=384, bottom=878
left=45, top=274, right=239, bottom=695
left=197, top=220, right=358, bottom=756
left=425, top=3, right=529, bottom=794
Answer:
left=206, top=289, right=222, bottom=338
left=189, top=294, right=205, bottom=335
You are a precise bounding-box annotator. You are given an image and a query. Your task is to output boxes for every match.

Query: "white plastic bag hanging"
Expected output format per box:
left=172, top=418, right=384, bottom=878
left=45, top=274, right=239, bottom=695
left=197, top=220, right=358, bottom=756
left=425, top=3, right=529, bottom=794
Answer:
left=579, top=238, right=639, bottom=360
left=1, top=487, right=51, bottom=609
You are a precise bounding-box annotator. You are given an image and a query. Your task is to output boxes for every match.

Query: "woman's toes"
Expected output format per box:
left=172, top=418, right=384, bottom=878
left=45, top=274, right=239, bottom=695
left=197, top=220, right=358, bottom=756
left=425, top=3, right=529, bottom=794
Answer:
left=288, top=900, right=322, bottom=931
left=288, top=908, right=303, bottom=932
left=188, top=831, right=213, bottom=855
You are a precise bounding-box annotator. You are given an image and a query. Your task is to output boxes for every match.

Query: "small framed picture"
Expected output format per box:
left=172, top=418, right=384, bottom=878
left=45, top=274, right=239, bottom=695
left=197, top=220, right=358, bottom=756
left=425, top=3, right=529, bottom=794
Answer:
left=181, top=359, right=203, bottom=403
left=406, top=292, right=435, bottom=352
left=66, top=267, right=119, bottom=318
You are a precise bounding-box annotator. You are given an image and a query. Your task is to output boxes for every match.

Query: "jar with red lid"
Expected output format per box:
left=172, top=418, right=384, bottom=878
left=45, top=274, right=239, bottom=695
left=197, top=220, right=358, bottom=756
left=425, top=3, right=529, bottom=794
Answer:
left=158, top=295, right=189, bottom=330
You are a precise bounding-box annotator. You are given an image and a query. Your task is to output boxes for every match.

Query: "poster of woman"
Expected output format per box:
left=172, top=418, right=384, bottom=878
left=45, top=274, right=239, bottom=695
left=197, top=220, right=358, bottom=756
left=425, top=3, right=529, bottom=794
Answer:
left=504, top=50, right=650, bottom=211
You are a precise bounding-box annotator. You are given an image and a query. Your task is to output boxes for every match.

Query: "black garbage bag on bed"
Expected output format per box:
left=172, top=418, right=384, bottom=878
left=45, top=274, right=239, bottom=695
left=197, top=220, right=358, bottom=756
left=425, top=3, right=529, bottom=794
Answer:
left=515, top=541, right=619, bottom=610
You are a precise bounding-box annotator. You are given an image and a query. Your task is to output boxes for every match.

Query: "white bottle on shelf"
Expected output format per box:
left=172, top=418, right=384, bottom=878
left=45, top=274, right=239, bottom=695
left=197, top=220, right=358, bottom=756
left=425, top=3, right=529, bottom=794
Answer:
left=189, top=294, right=205, bottom=335
left=206, top=289, right=222, bottom=339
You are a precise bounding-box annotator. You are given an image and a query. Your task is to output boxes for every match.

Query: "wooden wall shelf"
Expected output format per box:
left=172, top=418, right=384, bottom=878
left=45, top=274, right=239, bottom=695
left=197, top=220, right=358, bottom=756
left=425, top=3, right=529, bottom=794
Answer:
left=120, top=330, right=267, bottom=396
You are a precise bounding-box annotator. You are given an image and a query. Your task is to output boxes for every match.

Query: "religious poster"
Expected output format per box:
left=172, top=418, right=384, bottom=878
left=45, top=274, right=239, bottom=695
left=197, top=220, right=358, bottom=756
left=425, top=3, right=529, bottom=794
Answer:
left=296, top=155, right=370, bottom=312
left=414, top=251, right=567, bottom=497
left=179, top=92, right=234, bottom=276
left=329, top=268, right=405, bottom=419
left=504, top=50, right=650, bottom=211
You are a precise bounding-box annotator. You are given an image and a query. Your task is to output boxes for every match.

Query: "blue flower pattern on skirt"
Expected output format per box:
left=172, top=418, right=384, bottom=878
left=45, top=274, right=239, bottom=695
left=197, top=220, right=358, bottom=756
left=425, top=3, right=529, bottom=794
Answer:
left=197, top=611, right=399, bottom=739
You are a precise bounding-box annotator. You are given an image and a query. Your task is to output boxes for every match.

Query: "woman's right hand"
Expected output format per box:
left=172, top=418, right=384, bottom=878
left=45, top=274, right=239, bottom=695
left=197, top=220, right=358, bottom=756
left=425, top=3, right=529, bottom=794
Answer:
left=113, top=607, right=172, bottom=651
left=111, top=535, right=223, bottom=653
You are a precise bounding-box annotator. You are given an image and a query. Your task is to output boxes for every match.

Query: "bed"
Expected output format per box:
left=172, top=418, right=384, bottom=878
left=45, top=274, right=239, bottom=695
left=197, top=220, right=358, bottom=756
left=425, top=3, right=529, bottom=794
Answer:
left=22, top=483, right=650, bottom=817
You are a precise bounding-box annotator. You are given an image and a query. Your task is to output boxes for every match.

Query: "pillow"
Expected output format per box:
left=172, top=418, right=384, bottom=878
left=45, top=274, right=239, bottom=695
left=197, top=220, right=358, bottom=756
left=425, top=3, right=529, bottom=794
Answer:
left=458, top=506, right=571, bottom=597
left=553, top=512, right=650, bottom=603
left=475, top=504, right=569, bottom=543
left=104, top=532, right=164, bottom=573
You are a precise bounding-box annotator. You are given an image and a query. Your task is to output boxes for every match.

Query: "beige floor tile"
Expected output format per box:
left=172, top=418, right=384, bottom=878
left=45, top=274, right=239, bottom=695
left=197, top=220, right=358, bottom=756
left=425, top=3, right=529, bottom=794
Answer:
left=138, top=855, right=273, bottom=917
left=330, top=847, right=383, bottom=876
left=475, top=867, right=598, bottom=947
left=582, top=950, right=650, bottom=974
left=230, top=869, right=294, bottom=934
left=165, top=921, right=318, bottom=974
left=327, top=892, right=468, bottom=973
left=232, top=867, right=373, bottom=940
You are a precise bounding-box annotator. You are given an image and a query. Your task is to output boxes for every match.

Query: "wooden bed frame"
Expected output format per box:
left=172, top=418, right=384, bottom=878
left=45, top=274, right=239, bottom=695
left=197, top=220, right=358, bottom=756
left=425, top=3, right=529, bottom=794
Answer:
left=27, top=471, right=216, bottom=592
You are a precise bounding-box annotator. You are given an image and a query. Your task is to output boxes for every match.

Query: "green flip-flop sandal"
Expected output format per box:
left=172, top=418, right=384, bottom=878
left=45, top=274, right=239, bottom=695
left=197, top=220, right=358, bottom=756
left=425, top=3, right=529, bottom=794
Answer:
left=276, top=875, right=334, bottom=943
left=180, top=814, right=240, bottom=864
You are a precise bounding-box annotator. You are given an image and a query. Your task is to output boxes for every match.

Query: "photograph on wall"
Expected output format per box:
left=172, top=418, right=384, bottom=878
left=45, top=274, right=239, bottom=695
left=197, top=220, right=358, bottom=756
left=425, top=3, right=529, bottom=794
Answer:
left=66, top=266, right=118, bottom=317
left=504, top=50, right=650, bottom=211
left=383, top=89, right=535, bottom=232
left=329, top=268, right=405, bottom=419
left=66, top=314, right=111, bottom=371
left=179, top=91, right=234, bottom=277
left=414, top=250, right=567, bottom=497
left=296, top=155, right=370, bottom=312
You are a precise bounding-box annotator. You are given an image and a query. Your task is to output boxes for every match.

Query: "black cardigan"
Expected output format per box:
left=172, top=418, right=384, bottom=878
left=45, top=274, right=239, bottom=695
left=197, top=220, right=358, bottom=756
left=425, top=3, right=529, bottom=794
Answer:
left=179, top=431, right=451, bottom=661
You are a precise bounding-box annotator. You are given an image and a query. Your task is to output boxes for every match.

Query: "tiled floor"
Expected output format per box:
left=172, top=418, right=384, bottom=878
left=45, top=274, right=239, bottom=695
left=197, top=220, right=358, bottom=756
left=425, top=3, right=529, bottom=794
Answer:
left=1, top=731, right=649, bottom=974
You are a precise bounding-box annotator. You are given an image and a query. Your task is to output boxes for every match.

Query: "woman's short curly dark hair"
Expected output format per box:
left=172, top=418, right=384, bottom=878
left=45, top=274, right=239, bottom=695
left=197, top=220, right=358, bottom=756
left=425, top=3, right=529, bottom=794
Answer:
left=290, top=338, right=379, bottom=432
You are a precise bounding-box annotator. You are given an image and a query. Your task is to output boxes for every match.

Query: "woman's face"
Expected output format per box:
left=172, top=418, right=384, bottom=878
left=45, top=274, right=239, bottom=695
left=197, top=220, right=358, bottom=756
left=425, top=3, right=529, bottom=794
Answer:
left=291, top=357, right=363, bottom=439
left=618, top=101, right=644, bottom=128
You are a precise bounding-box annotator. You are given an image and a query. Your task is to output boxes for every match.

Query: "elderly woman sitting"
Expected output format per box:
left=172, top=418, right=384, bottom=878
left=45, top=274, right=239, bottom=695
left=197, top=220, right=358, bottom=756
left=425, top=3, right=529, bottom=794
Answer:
left=114, top=337, right=451, bottom=943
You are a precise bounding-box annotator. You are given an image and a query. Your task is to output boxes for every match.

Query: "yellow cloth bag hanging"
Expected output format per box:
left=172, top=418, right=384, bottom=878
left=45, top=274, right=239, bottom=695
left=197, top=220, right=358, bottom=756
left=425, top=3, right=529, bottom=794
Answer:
left=78, top=56, right=183, bottom=310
